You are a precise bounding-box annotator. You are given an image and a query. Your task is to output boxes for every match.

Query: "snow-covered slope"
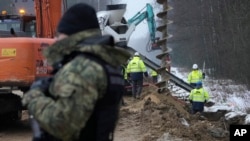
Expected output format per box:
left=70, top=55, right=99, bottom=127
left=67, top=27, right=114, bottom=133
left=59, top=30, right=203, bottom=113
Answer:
left=171, top=66, right=250, bottom=123
left=116, top=0, right=250, bottom=123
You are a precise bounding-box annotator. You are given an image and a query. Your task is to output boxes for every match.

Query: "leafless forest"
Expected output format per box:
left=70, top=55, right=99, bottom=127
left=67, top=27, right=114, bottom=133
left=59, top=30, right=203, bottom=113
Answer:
left=168, top=0, right=250, bottom=87
left=2, top=0, right=249, bottom=86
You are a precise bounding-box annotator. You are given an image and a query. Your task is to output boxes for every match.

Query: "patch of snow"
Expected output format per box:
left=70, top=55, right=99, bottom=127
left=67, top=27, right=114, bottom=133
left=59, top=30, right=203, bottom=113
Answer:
left=244, top=114, right=250, bottom=124
left=205, top=105, right=233, bottom=113
left=116, top=0, right=250, bottom=126
left=225, top=111, right=247, bottom=120
left=157, top=133, right=184, bottom=141
left=179, top=118, right=189, bottom=127
left=172, top=66, right=250, bottom=123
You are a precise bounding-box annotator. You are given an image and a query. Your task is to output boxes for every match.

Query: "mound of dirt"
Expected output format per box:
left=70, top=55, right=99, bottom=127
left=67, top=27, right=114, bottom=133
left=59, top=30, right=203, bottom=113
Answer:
left=114, top=85, right=229, bottom=141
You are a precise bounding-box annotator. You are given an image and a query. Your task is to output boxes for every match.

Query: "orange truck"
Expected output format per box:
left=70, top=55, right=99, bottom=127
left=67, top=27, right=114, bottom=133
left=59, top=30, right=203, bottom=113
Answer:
left=0, top=0, right=61, bottom=121
left=0, top=38, right=55, bottom=89
left=0, top=38, right=55, bottom=120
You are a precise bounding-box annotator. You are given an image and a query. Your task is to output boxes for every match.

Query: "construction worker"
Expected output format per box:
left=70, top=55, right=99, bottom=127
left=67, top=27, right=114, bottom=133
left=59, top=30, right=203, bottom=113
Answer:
left=127, top=52, right=148, bottom=99
left=187, top=64, right=204, bottom=88
left=189, top=81, right=209, bottom=114
left=22, top=3, right=130, bottom=141
left=121, top=63, right=129, bottom=86
left=121, top=63, right=129, bottom=105
left=150, top=69, right=158, bottom=83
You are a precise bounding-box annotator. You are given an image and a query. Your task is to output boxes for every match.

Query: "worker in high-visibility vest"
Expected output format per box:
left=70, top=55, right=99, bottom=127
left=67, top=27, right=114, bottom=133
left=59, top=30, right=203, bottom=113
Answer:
left=150, top=69, right=158, bottom=83
left=189, top=81, right=209, bottom=114
left=121, top=64, right=128, bottom=83
left=127, top=52, right=148, bottom=99
left=120, top=64, right=129, bottom=105
left=187, top=64, right=204, bottom=88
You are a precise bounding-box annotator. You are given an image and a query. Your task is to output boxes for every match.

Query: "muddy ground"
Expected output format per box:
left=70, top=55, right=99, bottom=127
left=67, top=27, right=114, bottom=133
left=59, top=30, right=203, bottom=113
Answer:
left=114, top=84, right=229, bottom=141
left=0, top=85, right=229, bottom=141
left=0, top=111, right=32, bottom=141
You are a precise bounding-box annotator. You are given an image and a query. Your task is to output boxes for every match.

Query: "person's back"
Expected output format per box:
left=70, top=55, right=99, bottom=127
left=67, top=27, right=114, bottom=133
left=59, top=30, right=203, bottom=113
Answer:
left=126, top=52, right=148, bottom=98
left=127, top=54, right=147, bottom=80
left=187, top=64, right=203, bottom=87
left=189, top=81, right=209, bottom=114
left=22, top=3, right=130, bottom=141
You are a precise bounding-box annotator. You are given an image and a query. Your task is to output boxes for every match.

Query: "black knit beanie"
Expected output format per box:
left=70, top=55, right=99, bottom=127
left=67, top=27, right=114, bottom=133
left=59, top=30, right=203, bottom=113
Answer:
left=57, top=3, right=100, bottom=35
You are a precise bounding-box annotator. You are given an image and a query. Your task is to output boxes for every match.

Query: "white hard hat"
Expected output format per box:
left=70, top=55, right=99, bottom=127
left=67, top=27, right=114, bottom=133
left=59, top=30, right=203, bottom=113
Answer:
left=192, top=64, right=198, bottom=69
left=134, top=52, right=139, bottom=56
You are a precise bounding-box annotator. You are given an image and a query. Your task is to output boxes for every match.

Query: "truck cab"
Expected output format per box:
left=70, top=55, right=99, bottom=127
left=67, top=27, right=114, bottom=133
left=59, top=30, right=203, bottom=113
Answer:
left=0, top=14, right=36, bottom=37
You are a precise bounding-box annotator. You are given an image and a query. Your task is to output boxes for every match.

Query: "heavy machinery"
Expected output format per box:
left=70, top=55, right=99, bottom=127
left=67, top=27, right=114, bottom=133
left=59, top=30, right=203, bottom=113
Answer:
left=0, top=38, right=55, bottom=120
left=97, top=3, right=163, bottom=94
left=0, top=0, right=61, bottom=121
left=97, top=3, right=160, bottom=50
left=0, top=14, right=36, bottom=37
left=0, top=1, right=163, bottom=121
left=0, top=0, right=62, bottom=38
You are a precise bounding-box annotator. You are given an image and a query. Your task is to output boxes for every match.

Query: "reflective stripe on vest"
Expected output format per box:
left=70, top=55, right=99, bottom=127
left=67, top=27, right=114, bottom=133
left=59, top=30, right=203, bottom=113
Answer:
left=129, top=59, right=141, bottom=72
left=127, top=57, right=146, bottom=73
left=189, top=70, right=202, bottom=83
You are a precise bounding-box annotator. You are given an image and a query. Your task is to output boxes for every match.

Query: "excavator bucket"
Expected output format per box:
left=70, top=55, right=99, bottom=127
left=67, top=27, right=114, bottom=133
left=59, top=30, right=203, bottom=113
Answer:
left=106, top=4, right=127, bottom=25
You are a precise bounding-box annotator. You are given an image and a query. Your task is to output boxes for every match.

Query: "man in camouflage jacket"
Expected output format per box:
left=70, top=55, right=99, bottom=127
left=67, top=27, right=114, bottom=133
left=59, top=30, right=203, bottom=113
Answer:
left=22, top=3, right=130, bottom=141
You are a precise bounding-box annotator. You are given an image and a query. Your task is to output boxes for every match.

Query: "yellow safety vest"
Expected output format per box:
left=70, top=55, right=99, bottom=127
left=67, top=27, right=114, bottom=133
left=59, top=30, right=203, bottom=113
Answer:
left=189, top=88, right=209, bottom=102
left=127, top=57, right=146, bottom=73
left=150, top=70, right=158, bottom=76
left=187, top=70, right=203, bottom=83
left=121, top=65, right=128, bottom=80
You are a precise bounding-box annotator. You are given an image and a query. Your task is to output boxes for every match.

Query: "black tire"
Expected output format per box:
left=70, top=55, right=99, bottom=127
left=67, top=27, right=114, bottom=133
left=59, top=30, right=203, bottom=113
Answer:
left=13, top=110, right=22, bottom=121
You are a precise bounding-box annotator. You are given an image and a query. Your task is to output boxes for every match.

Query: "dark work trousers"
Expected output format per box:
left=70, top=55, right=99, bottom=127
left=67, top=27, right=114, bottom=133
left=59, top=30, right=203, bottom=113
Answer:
left=191, top=101, right=204, bottom=114
left=121, top=79, right=130, bottom=105
left=132, top=79, right=143, bottom=98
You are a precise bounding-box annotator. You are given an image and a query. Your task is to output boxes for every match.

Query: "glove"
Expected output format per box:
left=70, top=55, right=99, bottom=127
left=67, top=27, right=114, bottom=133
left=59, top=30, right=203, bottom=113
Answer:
left=30, top=77, right=53, bottom=92
left=144, top=72, right=148, bottom=77
left=202, top=73, right=205, bottom=79
left=204, top=100, right=207, bottom=103
left=22, top=89, right=44, bottom=106
left=22, top=77, right=53, bottom=106
left=189, top=100, right=193, bottom=104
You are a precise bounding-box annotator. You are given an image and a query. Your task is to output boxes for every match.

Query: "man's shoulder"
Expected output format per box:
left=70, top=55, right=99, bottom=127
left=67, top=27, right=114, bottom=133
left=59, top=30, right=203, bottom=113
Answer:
left=65, top=55, right=105, bottom=77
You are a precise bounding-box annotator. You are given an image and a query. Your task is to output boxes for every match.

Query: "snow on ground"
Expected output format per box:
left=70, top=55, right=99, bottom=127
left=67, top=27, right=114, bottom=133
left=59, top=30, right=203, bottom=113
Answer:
left=170, top=67, right=250, bottom=123
left=115, top=0, right=250, bottom=123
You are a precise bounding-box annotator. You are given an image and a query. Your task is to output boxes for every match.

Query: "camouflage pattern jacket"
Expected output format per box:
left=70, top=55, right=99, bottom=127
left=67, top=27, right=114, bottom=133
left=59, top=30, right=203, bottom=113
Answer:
left=22, top=29, right=130, bottom=141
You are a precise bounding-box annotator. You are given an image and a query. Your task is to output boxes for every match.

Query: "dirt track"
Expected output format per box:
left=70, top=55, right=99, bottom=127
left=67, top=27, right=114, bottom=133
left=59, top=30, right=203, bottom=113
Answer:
left=114, top=85, right=229, bottom=141
left=0, top=111, right=32, bottom=141
left=0, top=86, right=229, bottom=141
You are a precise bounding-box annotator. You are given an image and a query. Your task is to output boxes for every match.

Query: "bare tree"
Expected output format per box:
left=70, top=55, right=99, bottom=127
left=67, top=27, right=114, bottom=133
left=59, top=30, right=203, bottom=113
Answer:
left=168, top=0, right=250, bottom=87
